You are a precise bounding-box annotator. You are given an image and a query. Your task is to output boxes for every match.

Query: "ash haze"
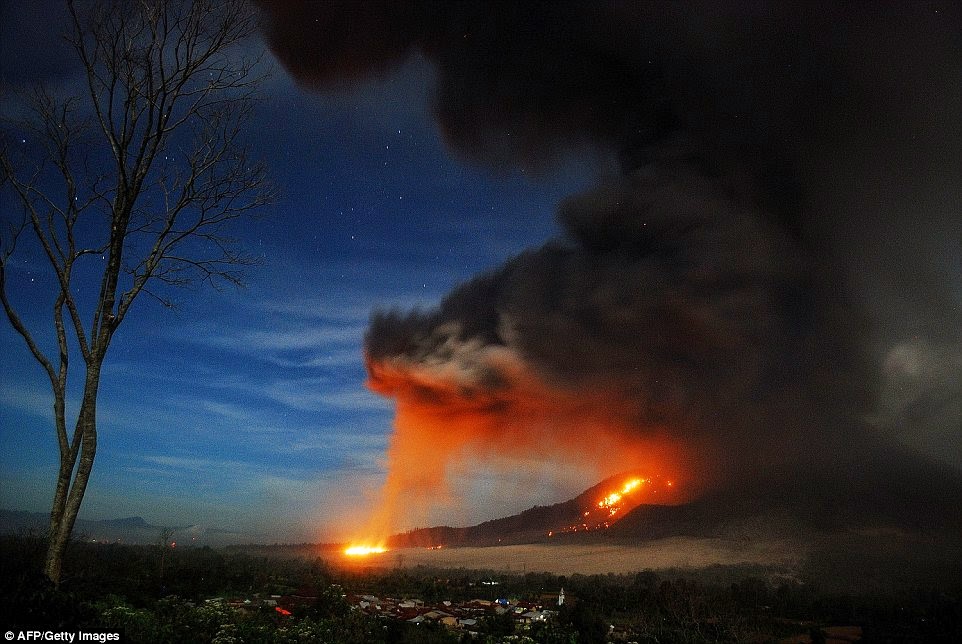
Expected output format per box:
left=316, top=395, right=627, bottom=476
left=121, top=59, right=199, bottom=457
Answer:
left=1, top=0, right=960, bottom=545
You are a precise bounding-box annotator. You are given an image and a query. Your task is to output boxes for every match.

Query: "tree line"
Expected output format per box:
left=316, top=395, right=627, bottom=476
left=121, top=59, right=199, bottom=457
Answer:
left=3, top=534, right=959, bottom=643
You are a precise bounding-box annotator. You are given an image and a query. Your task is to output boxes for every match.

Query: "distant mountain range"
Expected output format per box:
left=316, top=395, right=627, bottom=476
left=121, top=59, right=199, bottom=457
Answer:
left=0, top=509, right=249, bottom=546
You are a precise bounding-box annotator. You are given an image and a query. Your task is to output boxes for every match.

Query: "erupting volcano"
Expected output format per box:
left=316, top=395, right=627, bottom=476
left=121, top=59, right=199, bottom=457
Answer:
left=257, top=1, right=962, bottom=545
left=356, top=345, right=689, bottom=540
left=353, top=471, right=685, bottom=550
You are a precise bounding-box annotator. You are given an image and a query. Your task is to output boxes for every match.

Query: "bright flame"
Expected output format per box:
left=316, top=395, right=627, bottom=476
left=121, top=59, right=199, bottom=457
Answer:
left=552, top=475, right=674, bottom=536
left=344, top=544, right=387, bottom=556
left=598, top=478, right=644, bottom=509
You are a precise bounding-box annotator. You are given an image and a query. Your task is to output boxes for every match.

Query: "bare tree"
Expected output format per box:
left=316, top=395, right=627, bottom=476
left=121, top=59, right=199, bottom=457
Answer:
left=0, top=0, right=273, bottom=585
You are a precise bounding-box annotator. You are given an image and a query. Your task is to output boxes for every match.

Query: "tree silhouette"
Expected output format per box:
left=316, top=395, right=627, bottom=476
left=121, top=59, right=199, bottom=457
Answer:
left=0, top=0, right=273, bottom=585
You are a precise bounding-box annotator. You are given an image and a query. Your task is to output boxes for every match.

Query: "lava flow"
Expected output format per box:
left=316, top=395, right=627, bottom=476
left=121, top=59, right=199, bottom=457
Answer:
left=551, top=474, right=674, bottom=536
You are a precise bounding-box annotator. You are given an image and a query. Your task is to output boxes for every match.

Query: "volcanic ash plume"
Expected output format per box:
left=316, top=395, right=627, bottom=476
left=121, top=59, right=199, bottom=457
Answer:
left=365, top=315, right=686, bottom=535
left=258, top=1, right=961, bottom=535
left=361, top=157, right=867, bottom=535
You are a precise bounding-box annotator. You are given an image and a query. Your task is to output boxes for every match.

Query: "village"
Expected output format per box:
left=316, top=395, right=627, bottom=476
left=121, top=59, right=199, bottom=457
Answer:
left=207, top=582, right=574, bottom=638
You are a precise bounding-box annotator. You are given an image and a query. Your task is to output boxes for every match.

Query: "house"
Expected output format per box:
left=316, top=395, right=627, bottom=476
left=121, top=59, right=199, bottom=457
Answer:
left=518, top=610, right=546, bottom=624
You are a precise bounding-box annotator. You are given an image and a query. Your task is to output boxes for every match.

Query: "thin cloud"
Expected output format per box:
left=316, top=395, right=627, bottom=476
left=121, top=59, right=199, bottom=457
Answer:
left=274, top=430, right=388, bottom=455
left=260, top=379, right=390, bottom=412
left=195, top=400, right=256, bottom=422
left=205, top=325, right=364, bottom=352
left=140, top=455, right=251, bottom=471
left=0, top=382, right=56, bottom=420
left=260, top=347, right=362, bottom=370
left=252, top=295, right=374, bottom=323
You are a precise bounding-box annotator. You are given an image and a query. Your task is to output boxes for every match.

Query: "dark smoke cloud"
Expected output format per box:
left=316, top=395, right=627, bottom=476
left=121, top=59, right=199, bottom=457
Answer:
left=365, top=154, right=872, bottom=489
left=259, top=2, right=819, bottom=181
left=258, top=1, right=961, bottom=508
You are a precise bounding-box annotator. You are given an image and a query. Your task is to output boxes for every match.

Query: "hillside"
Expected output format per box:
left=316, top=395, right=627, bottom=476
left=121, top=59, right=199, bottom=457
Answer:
left=387, top=471, right=674, bottom=548
left=386, top=433, right=962, bottom=550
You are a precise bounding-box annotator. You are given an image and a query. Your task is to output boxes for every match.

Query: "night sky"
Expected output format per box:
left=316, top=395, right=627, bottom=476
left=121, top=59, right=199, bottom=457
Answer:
left=1, top=1, right=959, bottom=543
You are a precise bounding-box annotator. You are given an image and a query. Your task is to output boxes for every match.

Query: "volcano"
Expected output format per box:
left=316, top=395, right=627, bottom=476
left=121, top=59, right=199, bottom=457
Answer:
left=385, top=471, right=671, bottom=549
left=385, top=437, right=962, bottom=550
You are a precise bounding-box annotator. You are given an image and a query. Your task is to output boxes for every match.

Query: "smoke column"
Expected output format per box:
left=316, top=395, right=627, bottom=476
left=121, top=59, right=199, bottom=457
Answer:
left=258, top=1, right=961, bottom=535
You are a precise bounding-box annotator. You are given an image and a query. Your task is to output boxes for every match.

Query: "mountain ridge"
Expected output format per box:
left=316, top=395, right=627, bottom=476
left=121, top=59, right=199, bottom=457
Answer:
left=0, top=509, right=248, bottom=545
left=386, top=438, right=962, bottom=548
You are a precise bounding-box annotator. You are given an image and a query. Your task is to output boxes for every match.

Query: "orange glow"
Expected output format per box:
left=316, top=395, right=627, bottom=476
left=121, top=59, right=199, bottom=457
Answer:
left=554, top=474, right=674, bottom=535
left=598, top=478, right=644, bottom=509
left=344, top=544, right=387, bottom=556
left=361, top=347, right=689, bottom=537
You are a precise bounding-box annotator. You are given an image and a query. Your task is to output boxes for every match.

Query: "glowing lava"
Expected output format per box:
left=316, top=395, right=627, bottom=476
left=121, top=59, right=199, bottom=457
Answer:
left=344, top=544, right=387, bottom=556
left=598, top=477, right=644, bottom=511
left=552, top=474, right=675, bottom=536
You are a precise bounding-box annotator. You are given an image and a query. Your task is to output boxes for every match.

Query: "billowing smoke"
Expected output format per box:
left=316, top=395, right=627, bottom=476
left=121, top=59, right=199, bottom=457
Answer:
left=258, top=1, right=961, bottom=534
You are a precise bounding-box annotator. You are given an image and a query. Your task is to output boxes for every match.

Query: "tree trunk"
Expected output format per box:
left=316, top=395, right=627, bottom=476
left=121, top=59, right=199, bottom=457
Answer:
left=44, top=368, right=100, bottom=586
left=1, top=0, right=268, bottom=587
left=45, top=465, right=72, bottom=584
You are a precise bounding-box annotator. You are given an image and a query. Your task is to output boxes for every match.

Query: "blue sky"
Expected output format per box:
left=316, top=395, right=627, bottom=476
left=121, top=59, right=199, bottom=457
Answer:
left=0, top=33, right=593, bottom=542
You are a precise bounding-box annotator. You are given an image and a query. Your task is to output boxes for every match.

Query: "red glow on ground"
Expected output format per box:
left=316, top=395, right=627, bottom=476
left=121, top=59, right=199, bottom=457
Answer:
left=344, top=544, right=388, bottom=556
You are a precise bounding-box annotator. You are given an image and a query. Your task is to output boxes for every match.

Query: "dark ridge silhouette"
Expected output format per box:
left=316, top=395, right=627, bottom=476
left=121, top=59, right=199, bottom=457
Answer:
left=388, top=439, right=962, bottom=548
left=387, top=471, right=654, bottom=548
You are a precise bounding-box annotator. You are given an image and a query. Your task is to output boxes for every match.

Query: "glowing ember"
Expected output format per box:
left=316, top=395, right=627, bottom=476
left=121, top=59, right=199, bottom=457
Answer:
left=344, top=544, right=387, bottom=556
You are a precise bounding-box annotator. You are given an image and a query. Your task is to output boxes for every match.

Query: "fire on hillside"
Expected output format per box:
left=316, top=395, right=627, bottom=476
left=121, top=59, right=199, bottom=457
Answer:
left=340, top=472, right=680, bottom=554
left=549, top=475, right=674, bottom=537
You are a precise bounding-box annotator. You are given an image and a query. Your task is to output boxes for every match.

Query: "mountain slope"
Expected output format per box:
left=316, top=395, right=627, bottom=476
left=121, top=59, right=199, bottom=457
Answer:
left=387, top=471, right=674, bottom=548
left=388, top=436, right=962, bottom=548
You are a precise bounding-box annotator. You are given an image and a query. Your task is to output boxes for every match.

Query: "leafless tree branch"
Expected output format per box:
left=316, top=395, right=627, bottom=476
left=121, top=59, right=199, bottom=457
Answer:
left=0, top=0, right=272, bottom=585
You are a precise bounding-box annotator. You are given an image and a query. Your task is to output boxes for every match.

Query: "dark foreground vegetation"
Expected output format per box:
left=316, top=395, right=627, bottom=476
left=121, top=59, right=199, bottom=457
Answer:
left=1, top=534, right=960, bottom=643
